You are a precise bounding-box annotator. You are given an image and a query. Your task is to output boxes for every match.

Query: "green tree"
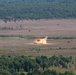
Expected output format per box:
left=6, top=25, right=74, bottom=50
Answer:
left=19, top=72, right=25, bottom=75
left=64, top=71, right=75, bottom=75
left=0, top=69, right=12, bottom=75
left=13, top=60, right=21, bottom=72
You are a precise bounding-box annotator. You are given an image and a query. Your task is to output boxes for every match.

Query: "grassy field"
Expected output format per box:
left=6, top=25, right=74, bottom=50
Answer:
left=0, top=19, right=76, bottom=37
left=0, top=19, right=76, bottom=73
left=0, top=37, right=76, bottom=56
left=0, top=19, right=76, bottom=56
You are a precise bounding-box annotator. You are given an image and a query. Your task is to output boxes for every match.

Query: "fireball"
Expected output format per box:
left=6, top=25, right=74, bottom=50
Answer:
left=34, top=37, right=48, bottom=44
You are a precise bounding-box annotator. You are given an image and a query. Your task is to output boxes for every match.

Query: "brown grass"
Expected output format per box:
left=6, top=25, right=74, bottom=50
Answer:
left=0, top=19, right=76, bottom=55
left=0, top=19, right=76, bottom=37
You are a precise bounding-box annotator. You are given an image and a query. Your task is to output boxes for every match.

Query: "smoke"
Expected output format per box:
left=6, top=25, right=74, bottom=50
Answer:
left=34, top=37, right=48, bottom=44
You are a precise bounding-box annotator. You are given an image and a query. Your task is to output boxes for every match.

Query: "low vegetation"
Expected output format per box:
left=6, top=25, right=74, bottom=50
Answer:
left=0, top=55, right=76, bottom=75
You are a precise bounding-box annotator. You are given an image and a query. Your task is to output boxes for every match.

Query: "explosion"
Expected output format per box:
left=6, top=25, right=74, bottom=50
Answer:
left=34, top=36, right=48, bottom=44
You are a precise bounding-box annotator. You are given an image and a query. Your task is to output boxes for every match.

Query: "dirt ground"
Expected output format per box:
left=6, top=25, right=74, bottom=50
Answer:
left=0, top=19, right=76, bottom=55
left=0, top=39, right=76, bottom=56
left=0, top=19, right=76, bottom=37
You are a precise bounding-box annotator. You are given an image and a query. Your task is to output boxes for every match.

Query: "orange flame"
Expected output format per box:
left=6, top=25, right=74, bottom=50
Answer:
left=34, top=37, right=48, bottom=44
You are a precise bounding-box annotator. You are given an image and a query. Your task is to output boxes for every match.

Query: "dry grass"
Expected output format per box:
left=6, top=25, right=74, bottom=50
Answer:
left=49, top=67, right=76, bottom=73
left=0, top=19, right=76, bottom=37
left=0, top=19, right=76, bottom=56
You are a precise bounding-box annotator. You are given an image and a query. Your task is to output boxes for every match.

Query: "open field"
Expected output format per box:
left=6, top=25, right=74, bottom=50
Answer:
left=0, top=19, right=76, bottom=56
left=0, top=19, right=76, bottom=74
left=0, top=19, right=76, bottom=37
left=0, top=38, right=76, bottom=56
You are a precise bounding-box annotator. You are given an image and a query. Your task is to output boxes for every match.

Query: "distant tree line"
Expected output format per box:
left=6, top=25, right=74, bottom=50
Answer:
left=0, top=55, right=75, bottom=75
left=27, top=69, right=75, bottom=75
left=0, top=0, right=76, bottom=22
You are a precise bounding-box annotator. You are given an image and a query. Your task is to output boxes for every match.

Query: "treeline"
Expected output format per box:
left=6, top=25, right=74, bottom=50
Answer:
left=0, top=0, right=76, bottom=21
left=27, top=69, right=75, bottom=75
left=0, top=55, right=75, bottom=75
